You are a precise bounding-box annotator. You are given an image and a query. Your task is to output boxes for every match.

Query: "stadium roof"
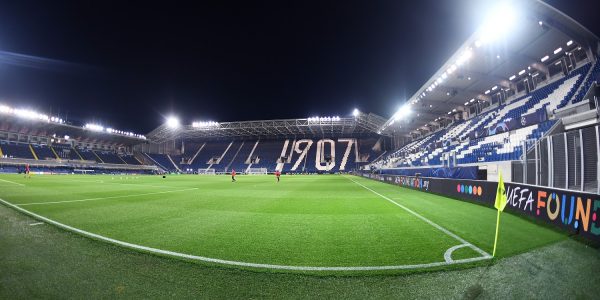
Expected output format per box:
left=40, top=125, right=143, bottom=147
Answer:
left=0, top=111, right=147, bottom=147
left=380, top=0, right=600, bottom=137
left=146, top=112, right=387, bottom=143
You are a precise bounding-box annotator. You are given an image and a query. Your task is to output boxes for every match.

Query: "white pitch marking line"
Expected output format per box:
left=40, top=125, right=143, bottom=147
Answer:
left=29, top=222, right=44, bottom=226
left=17, top=188, right=199, bottom=206
left=344, top=176, right=492, bottom=259
left=444, top=244, right=469, bottom=263
left=0, top=178, right=25, bottom=186
left=0, top=197, right=491, bottom=272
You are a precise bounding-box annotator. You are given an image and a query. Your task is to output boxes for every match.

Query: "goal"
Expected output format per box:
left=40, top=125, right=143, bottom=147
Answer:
left=197, top=168, right=216, bottom=175
left=246, top=167, right=268, bottom=175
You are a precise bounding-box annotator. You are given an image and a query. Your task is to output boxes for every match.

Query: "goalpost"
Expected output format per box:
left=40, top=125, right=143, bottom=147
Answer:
left=246, top=167, right=268, bottom=175
left=197, top=169, right=216, bottom=175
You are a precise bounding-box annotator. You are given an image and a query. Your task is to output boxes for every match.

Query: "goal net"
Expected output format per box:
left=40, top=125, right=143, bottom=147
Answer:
left=246, top=167, right=268, bottom=175
left=197, top=168, right=216, bottom=175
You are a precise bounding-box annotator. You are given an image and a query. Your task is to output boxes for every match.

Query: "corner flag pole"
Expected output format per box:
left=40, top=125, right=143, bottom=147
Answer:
left=492, top=170, right=507, bottom=257
left=492, top=208, right=501, bottom=257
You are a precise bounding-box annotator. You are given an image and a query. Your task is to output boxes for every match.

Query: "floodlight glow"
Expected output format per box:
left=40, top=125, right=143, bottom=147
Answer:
left=485, top=90, right=491, bottom=95
left=541, top=55, right=549, bottom=62
left=352, top=108, right=359, bottom=117
left=555, top=61, right=562, bottom=66
left=464, top=102, right=469, bottom=106
left=85, top=123, right=104, bottom=132
left=566, top=40, right=573, bottom=46
left=492, top=86, right=498, bottom=91
left=554, top=47, right=562, bottom=54
left=470, top=98, right=475, bottom=103
left=166, top=116, right=180, bottom=128
left=509, top=75, right=516, bottom=80
left=394, top=105, right=411, bottom=121
left=479, top=3, right=519, bottom=44
left=0, top=105, right=12, bottom=113
left=518, top=69, right=526, bottom=75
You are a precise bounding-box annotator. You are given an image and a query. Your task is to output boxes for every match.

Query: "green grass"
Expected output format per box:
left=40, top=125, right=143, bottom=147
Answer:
left=0, top=173, right=566, bottom=275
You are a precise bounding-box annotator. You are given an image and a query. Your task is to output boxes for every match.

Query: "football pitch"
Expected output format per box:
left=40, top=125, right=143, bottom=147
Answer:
left=0, top=173, right=565, bottom=274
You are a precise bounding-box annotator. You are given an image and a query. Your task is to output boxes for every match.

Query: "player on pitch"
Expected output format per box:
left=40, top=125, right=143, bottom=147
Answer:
left=275, top=170, right=281, bottom=182
left=24, top=164, right=31, bottom=179
left=231, top=169, right=236, bottom=182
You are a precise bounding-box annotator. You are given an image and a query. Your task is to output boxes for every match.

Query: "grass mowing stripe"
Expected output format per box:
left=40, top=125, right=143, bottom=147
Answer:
left=345, top=175, right=492, bottom=259
left=17, top=188, right=199, bottom=206
left=0, top=196, right=492, bottom=272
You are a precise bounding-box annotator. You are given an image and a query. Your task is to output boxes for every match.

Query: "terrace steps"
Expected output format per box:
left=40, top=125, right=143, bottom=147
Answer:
left=29, top=144, right=39, bottom=160
left=92, top=150, right=104, bottom=163
left=49, top=146, right=60, bottom=159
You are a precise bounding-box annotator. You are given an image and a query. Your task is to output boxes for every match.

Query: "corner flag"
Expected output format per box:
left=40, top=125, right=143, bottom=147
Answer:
left=492, top=170, right=508, bottom=257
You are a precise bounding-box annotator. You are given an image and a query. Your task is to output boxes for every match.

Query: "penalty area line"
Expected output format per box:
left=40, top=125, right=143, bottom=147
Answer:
left=17, top=188, right=199, bottom=206
left=344, top=176, right=492, bottom=260
left=0, top=197, right=491, bottom=272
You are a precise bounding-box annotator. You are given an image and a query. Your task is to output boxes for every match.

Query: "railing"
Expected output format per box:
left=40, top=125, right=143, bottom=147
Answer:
left=512, top=125, right=599, bottom=194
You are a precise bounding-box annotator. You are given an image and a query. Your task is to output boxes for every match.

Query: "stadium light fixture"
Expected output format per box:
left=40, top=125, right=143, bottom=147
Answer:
left=492, top=86, right=498, bottom=91
left=394, top=105, right=411, bottom=121
left=166, top=116, right=180, bottom=129
left=566, top=40, right=573, bottom=46
left=518, top=69, right=526, bottom=75
left=464, top=102, right=469, bottom=106
left=554, top=47, right=562, bottom=54
left=541, top=55, right=549, bottom=62
left=85, top=123, right=104, bottom=132
left=478, top=2, right=519, bottom=45
left=509, top=75, right=516, bottom=80
left=352, top=108, right=359, bottom=117
left=470, top=98, right=475, bottom=103
left=485, top=90, right=491, bottom=95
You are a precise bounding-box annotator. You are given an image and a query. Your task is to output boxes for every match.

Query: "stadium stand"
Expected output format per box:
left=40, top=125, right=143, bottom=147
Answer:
left=378, top=62, right=590, bottom=169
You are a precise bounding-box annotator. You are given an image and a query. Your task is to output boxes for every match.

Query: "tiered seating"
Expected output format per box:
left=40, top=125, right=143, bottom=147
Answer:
left=32, top=145, right=57, bottom=160
left=211, top=141, right=240, bottom=172
left=145, top=153, right=178, bottom=172
left=96, top=151, right=124, bottom=164
left=120, top=155, right=142, bottom=165
left=378, top=63, right=589, bottom=169
left=227, top=141, right=255, bottom=172
left=252, top=140, right=285, bottom=171
left=52, top=144, right=82, bottom=160
left=0, top=142, right=35, bottom=159
left=558, top=61, right=598, bottom=108
left=78, top=149, right=103, bottom=162
left=189, top=141, right=231, bottom=170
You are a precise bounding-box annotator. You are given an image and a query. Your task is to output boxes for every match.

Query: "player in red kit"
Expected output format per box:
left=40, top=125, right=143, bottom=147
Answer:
left=231, top=169, right=236, bottom=182
left=24, top=164, right=31, bottom=179
left=275, top=170, right=281, bottom=182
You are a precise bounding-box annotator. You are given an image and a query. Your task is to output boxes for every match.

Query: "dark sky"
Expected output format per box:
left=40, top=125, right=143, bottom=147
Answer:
left=0, top=0, right=598, bottom=134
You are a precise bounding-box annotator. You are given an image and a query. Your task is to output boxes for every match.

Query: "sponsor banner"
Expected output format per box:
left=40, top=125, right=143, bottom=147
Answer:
left=468, top=110, right=547, bottom=139
left=358, top=172, right=600, bottom=243
left=380, top=166, right=478, bottom=180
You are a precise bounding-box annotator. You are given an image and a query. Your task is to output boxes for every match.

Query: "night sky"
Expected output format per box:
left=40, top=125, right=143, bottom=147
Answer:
left=0, top=0, right=598, bottom=134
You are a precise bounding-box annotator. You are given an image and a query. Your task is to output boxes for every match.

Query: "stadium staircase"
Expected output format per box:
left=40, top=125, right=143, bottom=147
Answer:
left=29, top=144, right=39, bottom=160
left=167, top=154, right=182, bottom=172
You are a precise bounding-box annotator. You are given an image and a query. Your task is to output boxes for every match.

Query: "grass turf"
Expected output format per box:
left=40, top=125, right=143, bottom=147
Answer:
left=2, top=190, right=600, bottom=299
left=0, top=173, right=566, bottom=275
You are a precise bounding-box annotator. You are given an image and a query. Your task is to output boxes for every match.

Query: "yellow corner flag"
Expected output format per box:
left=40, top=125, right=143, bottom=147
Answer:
left=492, top=170, right=508, bottom=257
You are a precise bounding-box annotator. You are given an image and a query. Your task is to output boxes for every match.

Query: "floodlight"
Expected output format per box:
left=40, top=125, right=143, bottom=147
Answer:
left=166, top=116, right=180, bottom=128
left=470, top=98, right=475, bottom=103
left=518, top=69, right=526, bottom=75
left=485, top=90, right=491, bottom=95
left=393, top=104, right=411, bottom=121
left=478, top=2, right=519, bottom=44
left=566, top=40, right=573, bottom=46
left=465, top=102, right=469, bottom=106
left=352, top=109, right=359, bottom=117
left=540, top=55, right=549, bottom=62
left=492, top=86, right=498, bottom=91
left=509, top=75, right=516, bottom=80
left=554, top=47, right=562, bottom=54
